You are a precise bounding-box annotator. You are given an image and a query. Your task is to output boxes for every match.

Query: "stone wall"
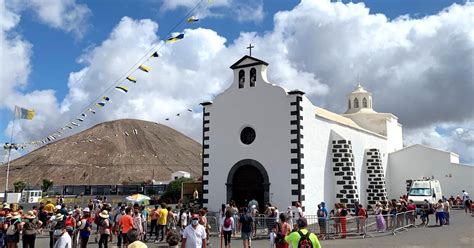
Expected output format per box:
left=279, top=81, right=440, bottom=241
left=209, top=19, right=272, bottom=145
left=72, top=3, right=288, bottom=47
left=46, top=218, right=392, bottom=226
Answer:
left=331, top=140, right=359, bottom=208
left=365, top=148, right=387, bottom=205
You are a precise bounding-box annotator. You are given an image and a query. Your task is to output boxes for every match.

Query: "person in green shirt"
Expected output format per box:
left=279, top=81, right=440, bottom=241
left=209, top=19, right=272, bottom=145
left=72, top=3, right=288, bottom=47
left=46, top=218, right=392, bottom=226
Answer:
left=284, top=217, right=321, bottom=248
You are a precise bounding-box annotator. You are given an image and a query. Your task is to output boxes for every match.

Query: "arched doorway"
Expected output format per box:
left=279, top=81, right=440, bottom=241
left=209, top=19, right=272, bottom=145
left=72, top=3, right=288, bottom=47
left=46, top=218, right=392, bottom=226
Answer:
left=226, top=159, right=270, bottom=210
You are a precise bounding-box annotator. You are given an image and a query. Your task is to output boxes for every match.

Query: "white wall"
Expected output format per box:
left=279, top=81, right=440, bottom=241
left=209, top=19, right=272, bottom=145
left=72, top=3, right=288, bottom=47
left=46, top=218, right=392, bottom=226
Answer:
left=387, top=145, right=474, bottom=199
left=204, top=63, right=295, bottom=212
left=301, top=100, right=388, bottom=214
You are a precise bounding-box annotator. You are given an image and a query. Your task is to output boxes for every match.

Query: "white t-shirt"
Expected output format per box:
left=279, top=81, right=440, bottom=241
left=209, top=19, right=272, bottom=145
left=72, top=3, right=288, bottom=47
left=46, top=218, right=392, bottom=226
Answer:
left=436, top=203, right=444, bottom=213
left=463, top=191, right=469, bottom=200
left=54, top=232, right=72, bottom=248
left=182, top=224, right=207, bottom=248
left=181, top=212, right=188, bottom=227
left=221, top=217, right=234, bottom=231
left=295, top=207, right=303, bottom=219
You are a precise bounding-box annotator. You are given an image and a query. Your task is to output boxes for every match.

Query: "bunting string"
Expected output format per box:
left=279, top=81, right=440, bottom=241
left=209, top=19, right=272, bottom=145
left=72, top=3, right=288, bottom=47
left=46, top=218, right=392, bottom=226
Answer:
left=13, top=0, right=209, bottom=149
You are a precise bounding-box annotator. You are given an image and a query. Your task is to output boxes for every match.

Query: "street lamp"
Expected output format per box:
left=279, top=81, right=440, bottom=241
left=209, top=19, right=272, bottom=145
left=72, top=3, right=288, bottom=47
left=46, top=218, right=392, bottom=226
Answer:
left=3, top=142, right=19, bottom=192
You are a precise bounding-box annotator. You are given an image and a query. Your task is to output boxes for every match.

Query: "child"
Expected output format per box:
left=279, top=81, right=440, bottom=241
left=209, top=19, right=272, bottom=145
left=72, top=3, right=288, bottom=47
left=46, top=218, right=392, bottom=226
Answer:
left=269, top=227, right=276, bottom=248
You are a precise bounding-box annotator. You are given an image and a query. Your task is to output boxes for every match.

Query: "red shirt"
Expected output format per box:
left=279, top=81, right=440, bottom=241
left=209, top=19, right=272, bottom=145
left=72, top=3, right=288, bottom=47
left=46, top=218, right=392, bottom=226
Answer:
left=119, top=214, right=134, bottom=234
left=358, top=208, right=366, bottom=219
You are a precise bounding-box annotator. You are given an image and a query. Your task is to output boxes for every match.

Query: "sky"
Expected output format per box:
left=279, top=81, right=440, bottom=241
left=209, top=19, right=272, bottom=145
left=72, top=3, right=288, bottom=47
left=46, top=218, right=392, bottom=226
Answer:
left=0, top=0, right=473, bottom=164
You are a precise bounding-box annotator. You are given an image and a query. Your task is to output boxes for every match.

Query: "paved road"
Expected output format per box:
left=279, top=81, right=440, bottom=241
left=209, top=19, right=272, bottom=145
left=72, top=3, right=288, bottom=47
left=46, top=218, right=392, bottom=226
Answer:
left=31, top=210, right=473, bottom=247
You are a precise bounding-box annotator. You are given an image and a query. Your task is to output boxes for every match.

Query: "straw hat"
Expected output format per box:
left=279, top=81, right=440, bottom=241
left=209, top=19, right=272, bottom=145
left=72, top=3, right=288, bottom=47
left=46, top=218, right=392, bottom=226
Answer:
left=55, top=213, right=64, bottom=221
left=25, top=211, right=36, bottom=219
left=11, top=212, right=21, bottom=220
left=99, top=210, right=109, bottom=219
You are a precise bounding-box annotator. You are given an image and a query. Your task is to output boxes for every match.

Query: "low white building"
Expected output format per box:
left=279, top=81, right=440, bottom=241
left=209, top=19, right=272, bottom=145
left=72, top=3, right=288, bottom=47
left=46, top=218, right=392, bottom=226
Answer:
left=387, top=144, right=474, bottom=198
left=171, top=171, right=191, bottom=181
left=200, top=55, right=473, bottom=213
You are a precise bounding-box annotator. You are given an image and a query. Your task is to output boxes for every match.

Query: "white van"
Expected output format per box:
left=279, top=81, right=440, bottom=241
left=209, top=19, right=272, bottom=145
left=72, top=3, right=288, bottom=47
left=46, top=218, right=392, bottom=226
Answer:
left=407, top=180, right=443, bottom=207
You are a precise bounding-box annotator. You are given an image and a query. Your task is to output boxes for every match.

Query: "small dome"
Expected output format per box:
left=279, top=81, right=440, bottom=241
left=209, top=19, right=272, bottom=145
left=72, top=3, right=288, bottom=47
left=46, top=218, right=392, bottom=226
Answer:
left=344, top=82, right=376, bottom=114
left=351, top=83, right=368, bottom=94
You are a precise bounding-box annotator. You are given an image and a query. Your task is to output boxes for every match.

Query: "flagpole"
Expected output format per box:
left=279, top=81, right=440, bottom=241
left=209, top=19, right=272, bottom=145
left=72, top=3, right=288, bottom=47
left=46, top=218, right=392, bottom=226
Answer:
left=5, top=107, right=17, bottom=192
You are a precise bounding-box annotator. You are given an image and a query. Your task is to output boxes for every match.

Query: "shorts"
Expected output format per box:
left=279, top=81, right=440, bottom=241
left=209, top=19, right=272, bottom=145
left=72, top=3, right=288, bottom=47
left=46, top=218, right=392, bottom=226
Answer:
left=241, top=232, right=251, bottom=240
left=121, top=233, right=129, bottom=243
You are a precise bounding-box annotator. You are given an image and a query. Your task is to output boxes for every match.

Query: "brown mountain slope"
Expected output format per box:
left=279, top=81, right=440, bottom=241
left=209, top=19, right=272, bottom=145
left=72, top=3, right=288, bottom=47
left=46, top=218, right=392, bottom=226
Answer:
left=1, top=119, right=202, bottom=190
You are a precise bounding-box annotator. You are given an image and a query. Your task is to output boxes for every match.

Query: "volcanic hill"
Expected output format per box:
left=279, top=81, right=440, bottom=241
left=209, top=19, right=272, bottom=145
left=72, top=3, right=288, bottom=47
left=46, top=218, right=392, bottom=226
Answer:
left=1, top=119, right=202, bottom=190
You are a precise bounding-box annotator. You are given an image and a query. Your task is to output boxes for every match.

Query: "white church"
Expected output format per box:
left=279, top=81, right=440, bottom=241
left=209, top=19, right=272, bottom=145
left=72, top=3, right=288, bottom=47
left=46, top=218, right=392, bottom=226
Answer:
left=200, top=55, right=473, bottom=214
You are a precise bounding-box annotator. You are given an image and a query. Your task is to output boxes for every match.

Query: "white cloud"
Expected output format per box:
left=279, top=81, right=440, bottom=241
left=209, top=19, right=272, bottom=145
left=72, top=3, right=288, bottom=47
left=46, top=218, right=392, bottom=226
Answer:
left=2, top=0, right=473, bottom=164
left=160, top=0, right=264, bottom=23
left=235, top=1, right=265, bottom=23
left=7, top=0, right=91, bottom=38
left=0, top=0, right=32, bottom=107
left=161, top=0, right=231, bottom=11
left=404, top=122, right=474, bottom=164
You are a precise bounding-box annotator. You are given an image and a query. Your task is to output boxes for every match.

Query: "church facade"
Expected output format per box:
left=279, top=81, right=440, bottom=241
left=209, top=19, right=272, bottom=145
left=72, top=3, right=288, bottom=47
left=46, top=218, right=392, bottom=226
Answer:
left=200, top=55, right=473, bottom=214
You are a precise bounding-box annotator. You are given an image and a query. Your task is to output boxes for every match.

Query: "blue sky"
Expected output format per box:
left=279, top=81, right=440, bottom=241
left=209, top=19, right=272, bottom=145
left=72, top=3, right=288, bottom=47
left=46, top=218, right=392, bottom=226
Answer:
left=1, top=0, right=472, bottom=163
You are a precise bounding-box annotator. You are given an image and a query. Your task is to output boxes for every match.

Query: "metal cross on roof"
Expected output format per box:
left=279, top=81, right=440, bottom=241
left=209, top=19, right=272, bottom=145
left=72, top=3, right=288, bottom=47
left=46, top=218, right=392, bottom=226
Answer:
left=247, top=43, right=254, bottom=56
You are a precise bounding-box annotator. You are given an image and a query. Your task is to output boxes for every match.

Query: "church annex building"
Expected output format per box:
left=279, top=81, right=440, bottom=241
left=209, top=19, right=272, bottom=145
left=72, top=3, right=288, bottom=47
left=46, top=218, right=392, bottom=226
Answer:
left=200, top=55, right=473, bottom=214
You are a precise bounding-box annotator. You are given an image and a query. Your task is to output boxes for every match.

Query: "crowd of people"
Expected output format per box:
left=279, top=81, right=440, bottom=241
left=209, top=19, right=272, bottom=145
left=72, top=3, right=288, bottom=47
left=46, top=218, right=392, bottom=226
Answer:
left=215, top=200, right=321, bottom=248
left=0, top=189, right=471, bottom=248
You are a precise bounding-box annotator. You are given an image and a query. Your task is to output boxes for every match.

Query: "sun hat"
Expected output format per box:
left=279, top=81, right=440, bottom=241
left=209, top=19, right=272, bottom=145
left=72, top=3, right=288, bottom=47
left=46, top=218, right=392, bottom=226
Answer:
left=55, top=213, right=64, bottom=221
left=83, top=207, right=90, bottom=213
left=99, top=210, right=109, bottom=219
left=11, top=212, right=21, bottom=220
left=2, top=203, right=10, bottom=209
left=55, top=205, right=62, bottom=210
left=25, top=211, right=36, bottom=219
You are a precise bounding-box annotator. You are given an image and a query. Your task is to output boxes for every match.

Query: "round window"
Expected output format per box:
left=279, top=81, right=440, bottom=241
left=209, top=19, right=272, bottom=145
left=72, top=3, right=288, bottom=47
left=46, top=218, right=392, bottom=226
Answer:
left=240, top=127, right=256, bottom=145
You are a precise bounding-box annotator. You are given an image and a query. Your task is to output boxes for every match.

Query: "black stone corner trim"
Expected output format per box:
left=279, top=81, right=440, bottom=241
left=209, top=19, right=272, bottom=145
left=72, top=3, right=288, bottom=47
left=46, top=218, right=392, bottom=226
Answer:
left=288, top=90, right=306, bottom=95
left=200, top=101, right=213, bottom=106
left=289, top=92, right=304, bottom=204
left=201, top=107, right=210, bottom=195
left=202, top=198, right=208, bottom=204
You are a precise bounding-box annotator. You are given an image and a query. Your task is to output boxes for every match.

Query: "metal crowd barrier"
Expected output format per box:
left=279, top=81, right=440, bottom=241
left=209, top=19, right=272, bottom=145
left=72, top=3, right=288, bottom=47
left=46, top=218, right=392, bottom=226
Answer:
left=207, top=215, right=219, bottom=234
left=364, top=210, right=416, bottom=236
left=238, top=211, right=417, bottom=240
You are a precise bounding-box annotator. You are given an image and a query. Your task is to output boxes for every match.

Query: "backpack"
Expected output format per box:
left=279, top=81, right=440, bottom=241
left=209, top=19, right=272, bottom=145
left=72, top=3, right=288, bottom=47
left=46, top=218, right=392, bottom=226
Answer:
left=317, top=209, right=324, bottom=218
left=297, top=230, right=313, bottom=248
left=24, top=220, right=37, bottom=236
left=223, top=217, right=232, bottom=228
left=274, top=223, right=285, bottom=245
left=6, top=224, right=17, bottom=236
left=94, top=212, right=101, bottom=225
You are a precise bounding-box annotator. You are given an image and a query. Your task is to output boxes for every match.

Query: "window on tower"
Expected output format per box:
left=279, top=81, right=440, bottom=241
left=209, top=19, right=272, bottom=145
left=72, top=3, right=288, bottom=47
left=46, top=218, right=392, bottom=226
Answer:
left=363, top=97, right=367, bottom=108
left=239, top=70, right=245, bottom=88
left=250, top=68, right=256, bottom=87
left=348, top=99, right=351, bottom=109
left=354, top=98, right=359, bottom=108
